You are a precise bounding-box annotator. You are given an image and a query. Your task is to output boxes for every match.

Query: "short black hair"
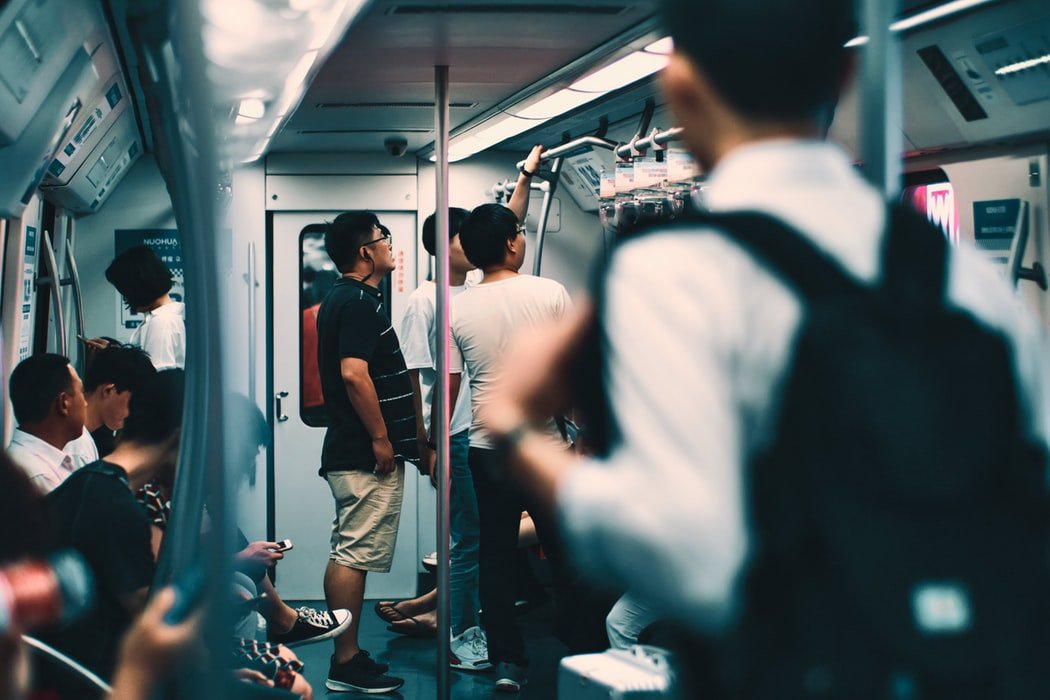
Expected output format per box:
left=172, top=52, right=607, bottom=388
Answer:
left=105, top=245, right=174, bottom=309
left=84, top=344, right=157, bottom=394
left=9, top=354, right=73, bottom=425
left=421, top=208, right=471, bottom=256
left=459, top=204, right=519, bottom=269
left=120, top=369, right=185, bottom=446
left=325, top=211, right=379, bottom=272
left=661, top=0, right=855, bottom=121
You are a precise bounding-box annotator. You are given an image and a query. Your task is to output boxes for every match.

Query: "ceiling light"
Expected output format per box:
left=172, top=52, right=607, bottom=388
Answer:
left=237, top=98, right=266, bottom=120
left=889, top=0, right=995, bottom=32
left=514, top=89, right=605, bottom=120
left=571, top=51, right=667, bottom=93
left=645, top=37, right=673, bottom=55
left=844, top=0, right=997, bottom=47
left=995, top=53, right=1050, bottom=76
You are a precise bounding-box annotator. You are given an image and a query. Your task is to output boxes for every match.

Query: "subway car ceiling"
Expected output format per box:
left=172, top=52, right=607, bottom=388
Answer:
left=1, top=0, right=1049, bottom=220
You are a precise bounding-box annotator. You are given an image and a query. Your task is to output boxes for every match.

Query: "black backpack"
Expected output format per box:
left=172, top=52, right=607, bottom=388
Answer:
left=579, top=204, right=1050, bottom=699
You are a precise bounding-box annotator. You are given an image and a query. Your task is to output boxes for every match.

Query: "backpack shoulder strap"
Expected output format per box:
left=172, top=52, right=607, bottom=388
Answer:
left=881, top=202, right=949, bottom=303
left=675, top=208, right=864, bottom=302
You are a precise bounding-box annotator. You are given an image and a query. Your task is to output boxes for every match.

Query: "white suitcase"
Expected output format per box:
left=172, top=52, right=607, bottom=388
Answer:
left=558, top=645, right=679, bottom=699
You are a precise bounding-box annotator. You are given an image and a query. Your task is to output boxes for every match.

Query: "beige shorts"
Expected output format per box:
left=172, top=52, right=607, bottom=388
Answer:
left=326, top=466, right=404, bottom=573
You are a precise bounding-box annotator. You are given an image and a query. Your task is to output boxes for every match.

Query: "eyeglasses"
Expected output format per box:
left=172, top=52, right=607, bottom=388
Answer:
left=363, top=228, right=392, bottom=246
left=515, top=224, right=527, bottom=235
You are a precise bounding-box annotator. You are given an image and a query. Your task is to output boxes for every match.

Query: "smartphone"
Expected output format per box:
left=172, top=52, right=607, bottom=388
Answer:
left=271, top=539, right=293, bottom=552
left=76, top=334, right=90, bottom=344
left=164, top=566, right=206, bottom=624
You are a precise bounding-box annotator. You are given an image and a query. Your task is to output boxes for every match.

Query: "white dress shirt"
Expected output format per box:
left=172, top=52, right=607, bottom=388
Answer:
left=65, top=425, right=100, bottom=469
left=131, top=300, right=185, bottom=369
left=558, top=139, right=1050, bottom=632
left=7, top=428, right=77, bottom=494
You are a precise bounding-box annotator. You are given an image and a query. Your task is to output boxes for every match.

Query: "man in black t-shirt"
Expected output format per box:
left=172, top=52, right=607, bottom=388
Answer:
left=36, top=370, right=184, bottom=698
left=317, top=212, right=418, bottom=695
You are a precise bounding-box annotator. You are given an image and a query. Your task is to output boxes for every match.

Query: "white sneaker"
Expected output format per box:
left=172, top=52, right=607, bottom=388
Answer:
left=449, top=626, right=491, bottom=671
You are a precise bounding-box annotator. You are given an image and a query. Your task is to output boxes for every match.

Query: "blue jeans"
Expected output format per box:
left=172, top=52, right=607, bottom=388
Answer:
left=449, top=430, right=481, bottom=635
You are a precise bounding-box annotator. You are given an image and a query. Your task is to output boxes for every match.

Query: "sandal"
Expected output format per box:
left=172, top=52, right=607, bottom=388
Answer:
left=374, top=600, right=412, bottom=624
left=386, top=616, right=436, bottom=637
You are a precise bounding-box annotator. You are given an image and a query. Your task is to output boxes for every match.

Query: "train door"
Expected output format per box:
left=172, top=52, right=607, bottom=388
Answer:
left=271, top=210, right=420, bottom=600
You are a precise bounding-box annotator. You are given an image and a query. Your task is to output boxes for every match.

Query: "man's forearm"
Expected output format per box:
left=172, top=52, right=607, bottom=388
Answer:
left=507, top=170, right=533, bottom=223
left=408, top=370, right=427, bottom=440
left=344, top=375, right=388, bottom=438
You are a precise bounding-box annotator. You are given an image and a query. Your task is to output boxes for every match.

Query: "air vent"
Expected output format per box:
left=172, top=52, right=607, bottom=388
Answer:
left=297, top=128, right=432, bottom=134
left=917, top=45, right=988, bottom=122
left=316, top=101, right=477, bottom=109
left=387, top=4, right=629, bottom=16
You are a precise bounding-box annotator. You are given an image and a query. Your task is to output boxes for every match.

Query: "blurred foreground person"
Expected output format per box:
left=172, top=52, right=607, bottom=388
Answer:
left=482, top=0, right=1050, bottom=698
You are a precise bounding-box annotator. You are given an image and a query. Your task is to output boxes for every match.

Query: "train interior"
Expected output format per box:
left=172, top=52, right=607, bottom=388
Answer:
left=1, top=0, right=1049, bottom=697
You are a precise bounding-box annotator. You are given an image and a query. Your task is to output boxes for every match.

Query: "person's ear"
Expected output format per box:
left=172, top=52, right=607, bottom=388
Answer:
left=360, top=245, right=372, bottom=262
left=56, top=392, right=71, bottom=417
left=661, top=50, right=706, bottom=120
left=101, top=383, right=117, bottom=399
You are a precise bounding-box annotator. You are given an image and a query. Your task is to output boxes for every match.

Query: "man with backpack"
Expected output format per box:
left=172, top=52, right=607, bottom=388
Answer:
left=480, top=0, right=1050, bottom=696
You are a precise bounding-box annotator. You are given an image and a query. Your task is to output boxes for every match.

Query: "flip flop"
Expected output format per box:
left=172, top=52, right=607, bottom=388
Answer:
left=386, top=616, right=436, bottom=637
left=373, top=600, right=413, bottom=624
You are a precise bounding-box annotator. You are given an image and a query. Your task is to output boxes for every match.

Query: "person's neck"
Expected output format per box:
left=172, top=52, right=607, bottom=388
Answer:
left=84, top=399, right=104, bottom=433
left=706, top=121, right=821, bottom=171
left=449, top=267, right=469, bottom=287
left=20, top=421, right=75, bottom=451
left=103, top=443, right=161, bottom=491
left=342, top=270, right=383, bottom=288
left=141, top=294, right=172, bottom=313
left=480, top=264, right=518, bottom=283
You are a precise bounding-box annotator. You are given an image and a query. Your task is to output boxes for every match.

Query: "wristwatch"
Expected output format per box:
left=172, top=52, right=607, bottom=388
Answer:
left=520, top=164, right=536, bottom=178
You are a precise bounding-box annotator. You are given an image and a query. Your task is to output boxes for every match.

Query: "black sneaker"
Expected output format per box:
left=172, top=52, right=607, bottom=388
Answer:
left=326, top=651, right=404, bottom=694
left=268, top=606, right=352, bottom=648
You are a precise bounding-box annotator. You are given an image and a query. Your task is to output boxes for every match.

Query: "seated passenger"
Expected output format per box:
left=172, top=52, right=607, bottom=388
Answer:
left=105, top=245, right=186, bottom=370
left=66, top=343, right=156, bottom=466
left=6, top=354, right=87, bottom=493
left=35, top=370, right=185, bottom=696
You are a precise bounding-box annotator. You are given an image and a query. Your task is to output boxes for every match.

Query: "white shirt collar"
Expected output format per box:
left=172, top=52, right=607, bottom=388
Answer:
left=10, top=428, right=71, bottom=464
left=148, top=300, right=184, bottom=317
left=701, top=139, right=860, bottom=213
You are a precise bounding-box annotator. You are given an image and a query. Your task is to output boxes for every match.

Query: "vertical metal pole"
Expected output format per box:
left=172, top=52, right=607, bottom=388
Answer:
left=860, top=0, right=902, bottom=197
left=64, top=222, right=86, bottom=377
left=247, top=242, right=257, bottom=404
left=532, top=157, right=562, bottom=276
left=433, top=64, right=452, bottom=700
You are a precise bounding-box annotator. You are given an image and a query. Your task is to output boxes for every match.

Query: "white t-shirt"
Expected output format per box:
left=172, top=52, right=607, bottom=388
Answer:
left=399, top=280, right=473, bottom=437
left=132, top=300, right=185, bottom=370
left=450, top=274, right=572, bottom=448
left=65, top=425, right=100, bottom=469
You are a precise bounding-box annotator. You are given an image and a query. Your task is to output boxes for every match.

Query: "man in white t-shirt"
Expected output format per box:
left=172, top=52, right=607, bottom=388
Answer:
left=6, top=354, right=87, bottom=493
left=382, top=147, right=544, bottom=672
left=440, top=202, right=571, bottom=692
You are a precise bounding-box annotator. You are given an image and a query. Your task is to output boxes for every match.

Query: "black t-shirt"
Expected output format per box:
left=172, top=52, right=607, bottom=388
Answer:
left=38, top=461, right=155, bottom=689
left=317, top=278, right=418, bottom=473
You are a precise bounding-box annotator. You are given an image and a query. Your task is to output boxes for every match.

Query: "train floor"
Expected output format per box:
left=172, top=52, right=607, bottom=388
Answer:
left=288, top=598, right=566, bottom=699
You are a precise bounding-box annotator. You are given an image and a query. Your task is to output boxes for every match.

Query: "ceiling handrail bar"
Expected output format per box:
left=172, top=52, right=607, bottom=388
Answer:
left=614, top=126, right=684, bottom=159
left=515, top=135, right=617, bottom=169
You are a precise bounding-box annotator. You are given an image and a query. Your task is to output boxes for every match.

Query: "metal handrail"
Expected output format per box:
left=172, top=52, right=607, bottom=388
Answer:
left=38, top=232, right=67, bottom=357
left=615, top=126, right=684, bottom=158
left=65, top=223, right=86, bottom=375
left=515, top=135, right=616, bottom=169
left=22, top=634, right=112, bottom=694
